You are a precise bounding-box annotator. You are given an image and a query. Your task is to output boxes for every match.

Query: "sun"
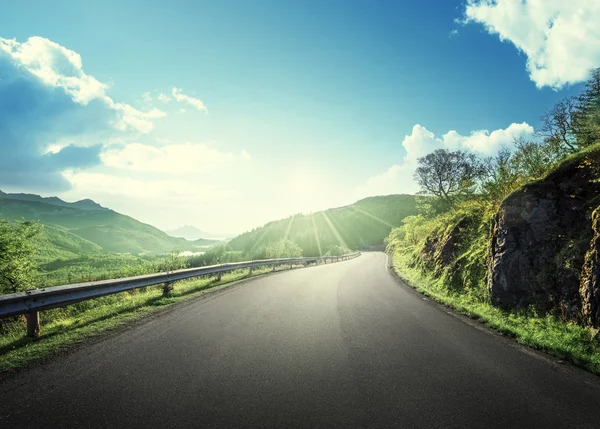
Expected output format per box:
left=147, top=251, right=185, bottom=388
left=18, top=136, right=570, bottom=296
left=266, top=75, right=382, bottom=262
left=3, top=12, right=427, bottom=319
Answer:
left=283, top=172, right=324, bottom=214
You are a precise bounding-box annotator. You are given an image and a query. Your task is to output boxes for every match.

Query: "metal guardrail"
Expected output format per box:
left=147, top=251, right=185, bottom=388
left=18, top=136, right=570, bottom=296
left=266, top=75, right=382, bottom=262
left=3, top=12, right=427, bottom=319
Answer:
left=0, top=252, right=361, bottom=337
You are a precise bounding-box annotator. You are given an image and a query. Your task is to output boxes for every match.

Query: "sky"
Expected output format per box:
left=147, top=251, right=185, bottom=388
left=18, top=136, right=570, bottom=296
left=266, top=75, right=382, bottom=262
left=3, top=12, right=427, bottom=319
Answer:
left=1, top=0, right=599, bottom=235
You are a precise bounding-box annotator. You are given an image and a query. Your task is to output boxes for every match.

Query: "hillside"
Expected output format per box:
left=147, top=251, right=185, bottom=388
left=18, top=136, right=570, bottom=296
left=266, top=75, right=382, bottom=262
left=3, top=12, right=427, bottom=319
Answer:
left=0, top=192, right=219, bottom=255
left=227, top=194, right=417, bottom=257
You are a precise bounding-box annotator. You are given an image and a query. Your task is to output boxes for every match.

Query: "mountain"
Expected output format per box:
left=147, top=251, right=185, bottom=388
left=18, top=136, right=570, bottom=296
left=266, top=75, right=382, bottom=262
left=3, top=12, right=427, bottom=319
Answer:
left=1, top=193, right=107, bottom=211
left=0, top=192, right=219, bottom=255
left=227, top=194, right=417, bottom=257
left=166, top=225, right=229, bottom=241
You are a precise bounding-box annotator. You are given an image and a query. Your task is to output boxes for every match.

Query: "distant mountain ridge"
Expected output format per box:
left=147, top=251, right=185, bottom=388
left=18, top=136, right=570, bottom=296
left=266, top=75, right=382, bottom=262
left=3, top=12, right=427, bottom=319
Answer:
left=0, top=191, right=219, bottom=257
left=0, top=192, right=107, bottom=211
left=166, top=225, right=232, bottom=240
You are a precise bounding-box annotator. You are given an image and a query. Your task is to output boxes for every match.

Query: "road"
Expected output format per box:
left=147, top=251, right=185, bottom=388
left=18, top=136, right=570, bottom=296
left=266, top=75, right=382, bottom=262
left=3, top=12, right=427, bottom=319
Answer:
left=1, top=252, right=600, bottom=428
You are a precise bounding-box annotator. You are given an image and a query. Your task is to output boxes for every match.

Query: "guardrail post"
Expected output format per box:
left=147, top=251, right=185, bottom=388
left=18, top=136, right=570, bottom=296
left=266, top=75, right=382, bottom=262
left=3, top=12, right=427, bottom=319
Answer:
left=289, top=262, right=293, bottom=269
left=272, top=264, right=276, bottom=272
left=162, top=281, right=173, bottom=297
left=27, top=311, right=40, bottom=338
left=249, top=266, right=254, bottom=275
left=217, top=271, right=222, bottom=281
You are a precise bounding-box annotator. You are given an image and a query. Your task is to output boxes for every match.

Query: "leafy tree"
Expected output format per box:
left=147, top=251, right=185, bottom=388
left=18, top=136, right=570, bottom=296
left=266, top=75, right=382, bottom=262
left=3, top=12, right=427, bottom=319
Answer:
left=0, top=220, right=41, bottom=294
left=481, top=147, right=521, bottom=205
left=265, top=239, right=303, bottom=259
left=511, top=137, right=563, bottom=180
left=156, top=250, right=188, bottom=272
left=540, top=96, right=579, bottom=152
left=573, top=68, right=600, bottom=147
left=414, top=149, right=486, bottom=210
left=324, top=244, right=350, bottom=256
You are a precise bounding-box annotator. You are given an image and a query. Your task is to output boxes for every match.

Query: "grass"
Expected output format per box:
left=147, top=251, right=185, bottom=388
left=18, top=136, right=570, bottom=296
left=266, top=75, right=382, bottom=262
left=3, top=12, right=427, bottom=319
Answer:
left=0, top=266, right=278, bottom=374
left=390, top=248, right=600, bottom=375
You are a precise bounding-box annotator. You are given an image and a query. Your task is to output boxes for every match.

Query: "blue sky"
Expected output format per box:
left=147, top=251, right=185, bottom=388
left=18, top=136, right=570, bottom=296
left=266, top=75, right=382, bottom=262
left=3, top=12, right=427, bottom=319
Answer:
left=0, top=0, right=598, bottom=234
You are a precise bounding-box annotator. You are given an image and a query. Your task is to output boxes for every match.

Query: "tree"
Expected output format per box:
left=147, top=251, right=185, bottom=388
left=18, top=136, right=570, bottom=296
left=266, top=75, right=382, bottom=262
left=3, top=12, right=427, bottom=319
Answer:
left=324, top=244, right=350, bottom=257
left=540, top=96, right=579, bottom=152
left=414, top=149, right=486, bottom=210
left=573, top=68, right=600, bottom=147
left=265, top=239, right=303, bottom=259
left=0, top=220, right=40, bottom=294
left=511, top=136, right=563, bottom=180
left=481, top=147, right=521, bottom=205
left=157, top=250, right=188, bottom=272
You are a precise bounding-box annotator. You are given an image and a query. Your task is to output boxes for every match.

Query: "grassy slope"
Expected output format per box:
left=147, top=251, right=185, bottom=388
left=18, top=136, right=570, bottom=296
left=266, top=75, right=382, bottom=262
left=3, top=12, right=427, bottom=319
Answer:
left=228, top=194, right=417, bottom=256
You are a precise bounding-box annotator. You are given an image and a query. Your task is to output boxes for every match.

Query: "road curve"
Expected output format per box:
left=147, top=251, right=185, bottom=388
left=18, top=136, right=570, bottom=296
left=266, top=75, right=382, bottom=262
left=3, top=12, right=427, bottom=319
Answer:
left=1, top=252, right=600, bottom=428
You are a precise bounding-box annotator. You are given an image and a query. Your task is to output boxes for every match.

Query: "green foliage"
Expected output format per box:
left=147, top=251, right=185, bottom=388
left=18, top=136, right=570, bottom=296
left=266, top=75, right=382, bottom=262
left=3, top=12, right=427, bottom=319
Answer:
left=324, top=244, right=351, bottom=256
left=156, top=251, right=188, bottom=272
left=0, top=220, right=41, bottom=294
left=414, top=149, right=487, bottom=210
left=265, top=239, right=303, bottom=259
left=573, top=69, right=600, bottom=148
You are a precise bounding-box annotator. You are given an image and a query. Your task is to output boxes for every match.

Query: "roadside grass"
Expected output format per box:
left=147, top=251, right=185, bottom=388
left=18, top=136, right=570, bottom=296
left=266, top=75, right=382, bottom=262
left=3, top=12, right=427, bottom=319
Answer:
left=390, top=249, right=600, bottom=375
left=0, top=266, right=277, bottom=374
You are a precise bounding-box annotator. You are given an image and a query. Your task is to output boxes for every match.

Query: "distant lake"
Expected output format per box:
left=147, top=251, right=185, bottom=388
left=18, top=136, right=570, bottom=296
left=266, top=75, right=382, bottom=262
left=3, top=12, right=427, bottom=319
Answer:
left=179, top=251, right=206, bottom=257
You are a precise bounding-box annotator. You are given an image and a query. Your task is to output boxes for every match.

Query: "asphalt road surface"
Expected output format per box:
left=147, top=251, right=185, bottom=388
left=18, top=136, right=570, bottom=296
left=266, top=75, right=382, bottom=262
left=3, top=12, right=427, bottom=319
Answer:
left=1, top=252, right=600, bottom=428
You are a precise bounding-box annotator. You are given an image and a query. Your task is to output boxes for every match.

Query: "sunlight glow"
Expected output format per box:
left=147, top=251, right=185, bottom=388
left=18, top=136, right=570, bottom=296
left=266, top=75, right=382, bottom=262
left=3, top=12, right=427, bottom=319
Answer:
left=284, top=215, right=295, bottom=241
left=311, top=214, right=323, bottom=258
left=350, top=206, right=394, bottom=228
left=250, top=224, right=272, bottom=254
left=321, top=211, right=348, bottom=249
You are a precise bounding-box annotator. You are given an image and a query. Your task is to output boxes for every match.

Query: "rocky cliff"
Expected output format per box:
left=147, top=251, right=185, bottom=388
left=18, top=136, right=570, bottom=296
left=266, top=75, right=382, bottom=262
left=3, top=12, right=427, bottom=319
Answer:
left=489, top=148, right=600, bottom=325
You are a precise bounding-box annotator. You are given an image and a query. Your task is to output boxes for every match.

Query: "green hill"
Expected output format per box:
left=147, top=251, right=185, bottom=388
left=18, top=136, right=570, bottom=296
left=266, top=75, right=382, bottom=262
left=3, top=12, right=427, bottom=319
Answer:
left=0, top=193, right=219, bottom=255
left=227, top=194, right=417, bottom=257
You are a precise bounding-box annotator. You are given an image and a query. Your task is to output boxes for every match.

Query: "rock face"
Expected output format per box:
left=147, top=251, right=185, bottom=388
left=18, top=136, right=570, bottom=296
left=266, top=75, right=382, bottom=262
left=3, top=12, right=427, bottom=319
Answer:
left=580, top=208, right=600, bottom=326
left=489, top=151, right=600, bottom=324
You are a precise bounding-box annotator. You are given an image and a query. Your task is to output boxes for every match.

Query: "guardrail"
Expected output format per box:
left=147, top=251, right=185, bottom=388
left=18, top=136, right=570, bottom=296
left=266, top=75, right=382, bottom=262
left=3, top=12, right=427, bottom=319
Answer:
left=0, top=252, right=361, bottom=337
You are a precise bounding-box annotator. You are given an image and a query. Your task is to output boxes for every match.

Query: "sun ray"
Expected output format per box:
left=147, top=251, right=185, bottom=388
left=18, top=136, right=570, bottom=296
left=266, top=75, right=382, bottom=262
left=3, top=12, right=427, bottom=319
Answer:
left=321, top=211, right=348, bottom=250
left=284, top=214, right=296, bottom=242
left=350, top=205, right=394, bottom=228
left=250, top=223, right=272, bottom=254
left=311, top=214, right=323, bottom=258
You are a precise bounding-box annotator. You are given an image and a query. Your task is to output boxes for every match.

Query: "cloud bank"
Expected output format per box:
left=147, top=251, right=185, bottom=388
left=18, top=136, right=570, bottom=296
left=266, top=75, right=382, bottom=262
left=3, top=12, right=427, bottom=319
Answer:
left=0, top=36, right=164, bottom=190
left=102, top=142, right=250, bottom=174
left=463, top=0, right=600, bottom=89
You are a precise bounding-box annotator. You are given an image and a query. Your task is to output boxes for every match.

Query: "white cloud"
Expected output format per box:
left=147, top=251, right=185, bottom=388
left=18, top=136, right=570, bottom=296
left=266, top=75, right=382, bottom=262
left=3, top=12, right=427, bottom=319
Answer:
left=101, top=142, right=251, bottom=174
left=463, top=0, right=600, bottom=89
left=0, top=36, right=164, bottom=135
left=171, top=87, right=207, bottom=112
left=157, top=93, right=172, bottom=103
left=0, top=36, right=107, bottom=104
left=142, top=92, right=152, bottom=103
left=355, top=122, right=534, bottom=198
left=62, top=170, right=233, bottom=201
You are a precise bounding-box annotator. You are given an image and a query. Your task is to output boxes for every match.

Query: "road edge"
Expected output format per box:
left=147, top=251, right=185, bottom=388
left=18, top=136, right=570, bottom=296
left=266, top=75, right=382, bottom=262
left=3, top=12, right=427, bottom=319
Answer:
left=383, top=252, right=600, bottom=388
